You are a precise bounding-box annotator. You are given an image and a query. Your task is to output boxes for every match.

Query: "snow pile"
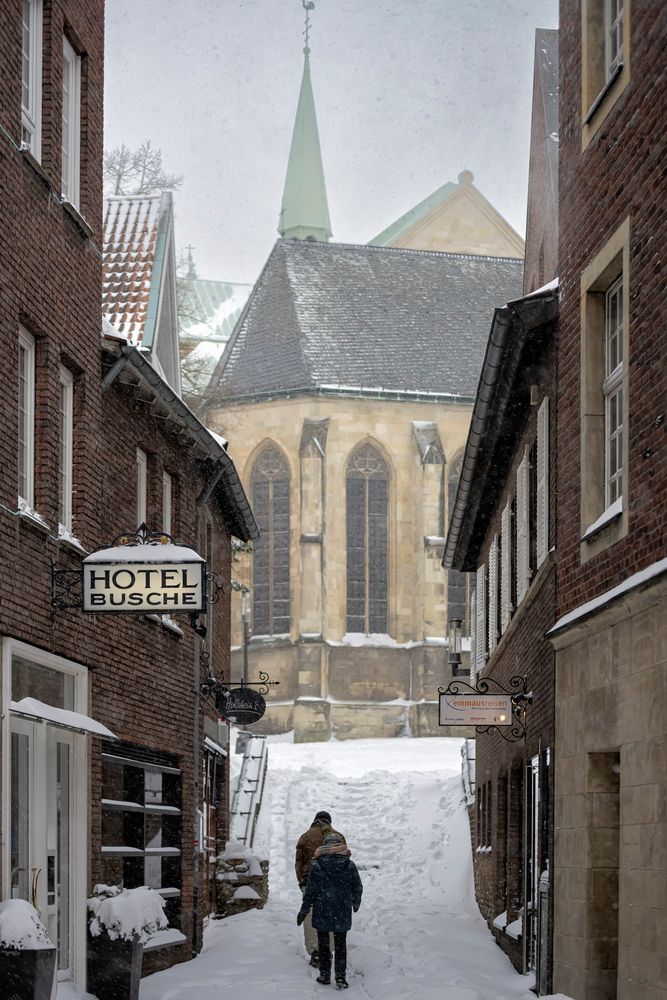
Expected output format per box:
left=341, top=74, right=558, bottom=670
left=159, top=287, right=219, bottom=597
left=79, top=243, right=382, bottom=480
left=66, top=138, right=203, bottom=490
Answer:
left=88, top=885, right=168, bottom=943
left=0, top=899, right=53, bottom=950
left=139, top=737, right=573, bottom=1000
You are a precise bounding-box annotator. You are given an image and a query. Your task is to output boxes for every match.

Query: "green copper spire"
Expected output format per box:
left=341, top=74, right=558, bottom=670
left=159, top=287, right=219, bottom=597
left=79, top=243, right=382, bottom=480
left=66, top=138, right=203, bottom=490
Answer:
left=278, top=5, right=332, bottom=242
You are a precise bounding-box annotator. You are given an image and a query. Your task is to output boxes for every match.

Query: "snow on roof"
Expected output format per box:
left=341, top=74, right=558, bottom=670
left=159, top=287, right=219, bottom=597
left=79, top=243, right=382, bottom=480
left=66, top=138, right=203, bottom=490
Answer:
left=102, top=194, right=163, bottom=344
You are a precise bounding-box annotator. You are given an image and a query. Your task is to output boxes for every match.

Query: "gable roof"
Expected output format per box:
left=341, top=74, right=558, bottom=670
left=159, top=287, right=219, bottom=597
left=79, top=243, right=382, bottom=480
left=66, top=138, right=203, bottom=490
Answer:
left=103, top=192, right=181, bottom=393
left=368, top=172, right=524, bottom=258
left=207, top=239, right=524, bottom=405
left=369, top=180, right=457, bottom=247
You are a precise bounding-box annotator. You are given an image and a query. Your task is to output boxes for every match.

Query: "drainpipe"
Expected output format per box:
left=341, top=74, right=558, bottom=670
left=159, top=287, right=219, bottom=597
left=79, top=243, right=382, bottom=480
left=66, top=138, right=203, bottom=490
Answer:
left=191, top=462, right=225, bottom=956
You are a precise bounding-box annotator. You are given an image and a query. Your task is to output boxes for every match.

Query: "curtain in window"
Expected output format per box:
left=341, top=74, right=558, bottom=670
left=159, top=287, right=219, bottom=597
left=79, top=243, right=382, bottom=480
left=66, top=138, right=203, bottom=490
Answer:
left=346, top=443, right=388, bottom=634
left=251, top=445, right=290, bottom=636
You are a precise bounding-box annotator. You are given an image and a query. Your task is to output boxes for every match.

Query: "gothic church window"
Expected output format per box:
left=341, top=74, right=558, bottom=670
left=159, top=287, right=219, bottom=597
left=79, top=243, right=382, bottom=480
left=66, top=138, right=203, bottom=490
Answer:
left=346, top=443, right=388, bottom=634
left=447, top=453, right=469, bottom=634
left=251, top=445, right=290, bottom=636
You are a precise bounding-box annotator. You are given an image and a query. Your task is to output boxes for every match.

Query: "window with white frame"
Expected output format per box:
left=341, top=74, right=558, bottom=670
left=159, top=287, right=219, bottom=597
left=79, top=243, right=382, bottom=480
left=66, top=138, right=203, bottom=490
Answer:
left=18, top=327, right=35, bottom=508
left=21, top=0, right=42, bottom=158
left=61, top=37, right=81, bottom=207
left=605, top=0, right=624, bottom=79
left=136, top=449, right=147, bottom=526
left=516, top=447, right=530, bottom=606
left=500, top=500, right=512, bottom=634
left=162, top=472, right=172, bottom=535
left=604, top=277, right=624, bottom=507
left=475, top=563, right=486, bottom=673
left=487, top=536, right=499, bottom=655
left=59, top=367, right=74, bottom=532
left=536, top=397, right=550, bottom=564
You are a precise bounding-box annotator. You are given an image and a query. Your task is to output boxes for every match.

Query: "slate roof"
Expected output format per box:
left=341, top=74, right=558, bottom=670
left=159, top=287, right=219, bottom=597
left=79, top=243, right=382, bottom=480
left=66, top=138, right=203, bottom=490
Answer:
left=208, top=239, right=524, bottom=403
left=102, top=193, right=171, bottom=346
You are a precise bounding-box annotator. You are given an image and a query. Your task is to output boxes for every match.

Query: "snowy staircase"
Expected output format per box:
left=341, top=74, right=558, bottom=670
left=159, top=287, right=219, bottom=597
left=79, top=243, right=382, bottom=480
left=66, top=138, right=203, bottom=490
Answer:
left=229, top=734, right=268, bottom=848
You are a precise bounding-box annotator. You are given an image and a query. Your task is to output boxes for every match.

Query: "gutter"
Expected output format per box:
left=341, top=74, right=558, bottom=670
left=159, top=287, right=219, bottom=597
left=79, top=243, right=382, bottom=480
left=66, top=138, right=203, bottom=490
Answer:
left=102, top=341, right=259, bottom=542
left=442, top=286, right=558, bottom=571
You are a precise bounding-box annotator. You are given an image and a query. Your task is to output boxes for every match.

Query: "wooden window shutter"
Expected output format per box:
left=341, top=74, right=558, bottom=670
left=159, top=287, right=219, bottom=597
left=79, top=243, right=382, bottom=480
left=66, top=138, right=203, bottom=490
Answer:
left=500, top=501, right=512, bottom=633
left=536, top=397, right=550, bottom=567
left=476, top=564, right=486, bottom=671
left=516, top=449, right=530, bottom=605
left=488, top=536, right=498, bottom=655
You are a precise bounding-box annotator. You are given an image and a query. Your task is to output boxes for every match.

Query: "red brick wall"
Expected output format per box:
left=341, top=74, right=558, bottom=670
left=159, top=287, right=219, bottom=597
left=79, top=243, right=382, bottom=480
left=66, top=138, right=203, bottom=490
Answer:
left=556, top=1, right=667, bottom=618
left=0, top=0, right=236, bottom=972
left=472, top=355, right=557, bottom=978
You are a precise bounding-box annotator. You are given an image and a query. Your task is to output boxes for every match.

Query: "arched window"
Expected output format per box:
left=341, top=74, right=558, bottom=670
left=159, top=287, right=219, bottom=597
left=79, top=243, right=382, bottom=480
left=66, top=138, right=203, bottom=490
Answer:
left=447, top=452, right=468, bottom=632
left=251, top=445, right=290, bottom=636
left=346, top=443, right=388, bottom=634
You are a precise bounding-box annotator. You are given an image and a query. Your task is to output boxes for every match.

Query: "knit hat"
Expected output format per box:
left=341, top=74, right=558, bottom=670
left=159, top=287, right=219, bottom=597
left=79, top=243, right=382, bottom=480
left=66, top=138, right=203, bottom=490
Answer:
left=314, top=811, right=332, bottom=824
left=323, top=833, right=343, bottom=846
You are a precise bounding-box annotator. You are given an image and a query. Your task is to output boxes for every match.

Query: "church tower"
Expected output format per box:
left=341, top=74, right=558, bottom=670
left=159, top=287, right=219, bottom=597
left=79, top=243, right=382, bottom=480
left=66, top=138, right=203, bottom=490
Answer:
left=278, top=2, right=332, bottom=242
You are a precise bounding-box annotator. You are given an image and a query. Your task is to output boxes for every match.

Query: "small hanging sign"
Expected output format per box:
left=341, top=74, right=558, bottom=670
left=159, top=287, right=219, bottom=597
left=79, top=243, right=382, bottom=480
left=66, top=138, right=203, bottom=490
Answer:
left=217, top=687, right=266, bottom=726
left=439, top=693, right=512, bottom=727
left=438, top=675, right=532, bottom=743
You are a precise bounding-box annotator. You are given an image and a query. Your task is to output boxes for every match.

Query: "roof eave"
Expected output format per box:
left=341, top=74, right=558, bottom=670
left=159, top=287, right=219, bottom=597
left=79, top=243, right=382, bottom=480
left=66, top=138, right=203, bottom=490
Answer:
left=443, top=288, right=559, bottom=572
left=102, top=340, right=258, bottom=542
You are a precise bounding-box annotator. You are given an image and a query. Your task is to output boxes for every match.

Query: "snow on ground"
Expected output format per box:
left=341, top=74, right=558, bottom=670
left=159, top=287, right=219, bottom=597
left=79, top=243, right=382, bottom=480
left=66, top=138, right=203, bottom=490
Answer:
left=140, top=736, right=570, bottom=1000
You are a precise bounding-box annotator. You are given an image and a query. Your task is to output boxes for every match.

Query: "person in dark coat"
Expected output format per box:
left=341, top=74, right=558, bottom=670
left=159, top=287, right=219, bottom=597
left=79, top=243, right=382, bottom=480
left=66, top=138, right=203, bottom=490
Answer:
left=297, top=833, right=363, bottom=990
left=295, top=811, right=346, bottom=967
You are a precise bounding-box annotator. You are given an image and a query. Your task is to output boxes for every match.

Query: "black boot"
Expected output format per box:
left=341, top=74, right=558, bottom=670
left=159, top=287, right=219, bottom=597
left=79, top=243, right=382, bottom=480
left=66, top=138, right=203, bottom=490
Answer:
left=316, top=972, right=331, bottom=984
left=335, top=977, right=348, bottom=989
left=309, top=950, right=320, bottom=968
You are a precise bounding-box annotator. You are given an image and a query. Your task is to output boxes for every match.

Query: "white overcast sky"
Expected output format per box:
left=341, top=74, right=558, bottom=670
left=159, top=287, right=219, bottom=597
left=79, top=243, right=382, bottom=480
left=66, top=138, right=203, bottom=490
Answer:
left=104, top=0, right=558, bottom=284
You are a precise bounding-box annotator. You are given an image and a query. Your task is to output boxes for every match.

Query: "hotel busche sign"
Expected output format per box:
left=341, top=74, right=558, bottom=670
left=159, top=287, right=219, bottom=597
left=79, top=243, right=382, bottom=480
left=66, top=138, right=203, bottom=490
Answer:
left=83, top=544, right=205, bottom=613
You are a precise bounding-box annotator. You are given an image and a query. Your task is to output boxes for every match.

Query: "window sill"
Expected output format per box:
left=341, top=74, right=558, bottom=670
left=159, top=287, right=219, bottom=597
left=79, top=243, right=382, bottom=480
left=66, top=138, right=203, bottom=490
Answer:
left=17, top=501, right=51, bottom=534
left=583, top=63, right=624, bottom=125
left=55, top=527, right=88, bottom=555
left=60, top=197, right=93, bottom=239
left=581, top=497, right=623, bottom=542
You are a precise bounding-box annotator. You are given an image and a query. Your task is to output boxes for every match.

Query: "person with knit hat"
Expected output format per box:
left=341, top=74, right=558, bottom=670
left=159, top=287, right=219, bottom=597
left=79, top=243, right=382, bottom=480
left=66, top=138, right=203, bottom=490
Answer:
left=297, top=832, right=363, bottom=989
left=295, top=811, right=347, bottom=967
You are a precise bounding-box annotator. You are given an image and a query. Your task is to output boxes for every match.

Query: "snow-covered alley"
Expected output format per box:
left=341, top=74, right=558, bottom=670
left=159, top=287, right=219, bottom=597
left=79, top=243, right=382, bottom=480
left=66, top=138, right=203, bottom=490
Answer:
left=139, top=737, right=569, bottom=1000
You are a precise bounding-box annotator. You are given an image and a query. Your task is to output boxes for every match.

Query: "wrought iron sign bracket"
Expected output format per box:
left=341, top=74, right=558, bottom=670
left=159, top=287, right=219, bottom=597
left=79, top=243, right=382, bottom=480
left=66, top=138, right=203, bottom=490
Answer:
left=235, top=672, right=281, bottom=696
left=438, top=674, right=533, bottom=743
left=51, top=560, right=83, bottom=613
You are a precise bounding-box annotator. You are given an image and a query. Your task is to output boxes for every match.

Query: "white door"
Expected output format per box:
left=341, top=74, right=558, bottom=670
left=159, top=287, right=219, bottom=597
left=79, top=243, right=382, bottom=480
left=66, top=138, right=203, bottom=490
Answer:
left=10, top=719, right=76, bottom=981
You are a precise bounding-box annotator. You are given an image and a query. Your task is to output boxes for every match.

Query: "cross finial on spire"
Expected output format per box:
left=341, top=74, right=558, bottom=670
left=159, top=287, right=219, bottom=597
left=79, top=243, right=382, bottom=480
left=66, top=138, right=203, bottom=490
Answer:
left=302, top=0, right=315, bottom=54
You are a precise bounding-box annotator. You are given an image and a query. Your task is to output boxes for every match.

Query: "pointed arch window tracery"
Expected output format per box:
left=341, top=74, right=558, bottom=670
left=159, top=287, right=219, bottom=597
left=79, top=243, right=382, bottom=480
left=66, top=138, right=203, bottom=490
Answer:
left=251, top=444, right=291, bottom=636
left=346, top=443, right=389, bottom=634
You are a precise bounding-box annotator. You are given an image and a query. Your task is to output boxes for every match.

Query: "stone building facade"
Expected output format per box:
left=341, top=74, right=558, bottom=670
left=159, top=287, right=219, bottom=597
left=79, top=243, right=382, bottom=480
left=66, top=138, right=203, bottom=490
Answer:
left=549, top=3, right=667, bottom=999
left=206, top=239, right=523, bottom=741
left=0, top=2, right=256, bottom=992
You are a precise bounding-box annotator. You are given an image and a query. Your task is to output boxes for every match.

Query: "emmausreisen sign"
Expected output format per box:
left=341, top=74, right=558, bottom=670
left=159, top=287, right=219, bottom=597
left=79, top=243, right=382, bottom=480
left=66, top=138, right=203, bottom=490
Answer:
left=83, top=543, right=205, bottom=613
left=439, top=693, right=513, bottom=727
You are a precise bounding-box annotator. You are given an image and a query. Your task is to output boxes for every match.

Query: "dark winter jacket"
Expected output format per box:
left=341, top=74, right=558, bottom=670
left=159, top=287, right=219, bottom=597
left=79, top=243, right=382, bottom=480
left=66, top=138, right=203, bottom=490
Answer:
left=301, top=854, right=363, bottom=933
left=295, top=821, right=346, bottom=886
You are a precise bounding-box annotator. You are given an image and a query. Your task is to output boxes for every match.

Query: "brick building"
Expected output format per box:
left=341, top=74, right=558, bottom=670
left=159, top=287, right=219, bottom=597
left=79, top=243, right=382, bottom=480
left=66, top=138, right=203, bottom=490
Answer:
left=0, top=2, right=256, bottom=994
left=442, top=31, right=559, bottom=993
left=548, top=3, right=667, bottom=998
left=443, top=282, right=558, bottom=990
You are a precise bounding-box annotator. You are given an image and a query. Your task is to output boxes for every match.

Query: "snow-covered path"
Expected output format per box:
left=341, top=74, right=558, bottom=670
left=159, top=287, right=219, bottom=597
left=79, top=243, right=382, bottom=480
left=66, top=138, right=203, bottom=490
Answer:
left=140, top=737, right=564, bottom=1000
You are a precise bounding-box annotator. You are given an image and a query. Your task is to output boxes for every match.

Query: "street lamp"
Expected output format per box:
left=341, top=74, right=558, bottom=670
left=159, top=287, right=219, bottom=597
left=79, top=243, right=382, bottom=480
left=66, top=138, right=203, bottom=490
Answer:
left=448, top=618, right=463, bottom=676
left=241, top=590, right=251, bottom=686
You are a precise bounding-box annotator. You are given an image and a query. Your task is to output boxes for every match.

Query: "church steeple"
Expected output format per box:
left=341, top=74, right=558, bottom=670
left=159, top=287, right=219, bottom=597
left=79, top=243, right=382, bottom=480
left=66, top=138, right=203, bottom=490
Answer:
left=278, top=2, right=332, bottom=242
